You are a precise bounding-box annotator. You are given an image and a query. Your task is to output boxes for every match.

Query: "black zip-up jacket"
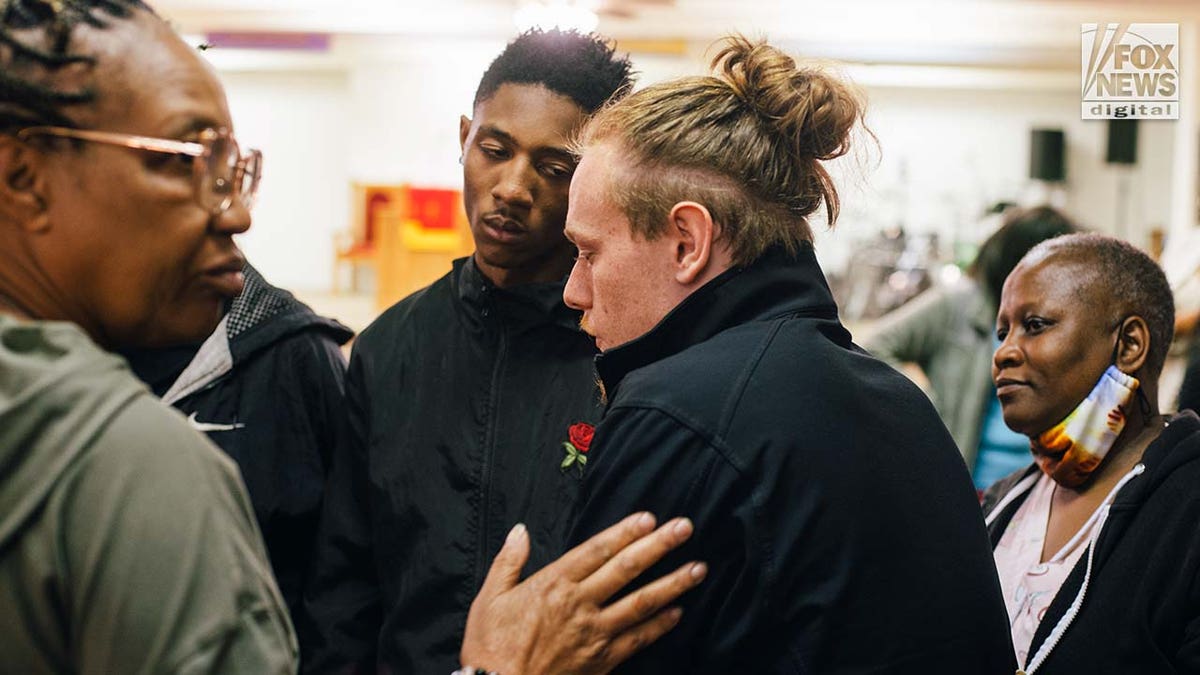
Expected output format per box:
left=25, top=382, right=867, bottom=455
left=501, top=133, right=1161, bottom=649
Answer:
left=567, top=245, right=1017, bottom=674
left=982, top=410, right=1200, bottom=674
left=306, top=256, right=602, bottom=674
left=122, top=264, right=353, bottom=646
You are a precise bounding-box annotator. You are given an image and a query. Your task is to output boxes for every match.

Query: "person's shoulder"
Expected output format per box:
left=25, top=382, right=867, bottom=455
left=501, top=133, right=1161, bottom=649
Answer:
left=356, top=269, right=456, bottom=349
left=1139, top=411, right=1200, bottom=498
left=0, top=317, right=131, bottom=394
left=254, top=324, right=347, bottom=373
left=1164, top=410, right=1200, bottom=449
left=615, top=337, right=743, bottom=413
left=43, top=393, right=252, bottom=554
left=97, top=393, right=237, bottom=461
left=49, top=396, right=298, bottom=673
left=55, top=395, right=259, bottom=557
left=592, top=403, right=736, bottom=490
left=609, top=333, right=769, bottom=457
left=0, top=318, right=151, bottom=540
left=613, top=316, right=826, bottom=417
left=86, top=396, right=242, bottom=487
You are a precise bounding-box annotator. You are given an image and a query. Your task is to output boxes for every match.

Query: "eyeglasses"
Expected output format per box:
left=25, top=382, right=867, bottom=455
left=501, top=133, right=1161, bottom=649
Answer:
left=15, top=126, right=263, bottom=215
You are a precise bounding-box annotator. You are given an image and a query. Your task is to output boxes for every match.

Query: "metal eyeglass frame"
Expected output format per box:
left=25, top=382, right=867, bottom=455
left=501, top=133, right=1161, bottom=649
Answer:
left=15, top=125, right=263, bottom=215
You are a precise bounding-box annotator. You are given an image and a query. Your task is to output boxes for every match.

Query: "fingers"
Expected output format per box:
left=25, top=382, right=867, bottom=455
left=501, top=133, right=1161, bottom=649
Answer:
left=596, top=607, right=686, bottom=673
left=548, top=512, right=657, bottom=582
left=477, top=523, right=530, bottom=602
left=579, top=517, right=695, bottom=602
left=598, top=559, right=707, bottom=633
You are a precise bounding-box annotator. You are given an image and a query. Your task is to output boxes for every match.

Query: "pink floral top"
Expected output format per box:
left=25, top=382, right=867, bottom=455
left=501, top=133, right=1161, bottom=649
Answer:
left=992, top=473, right=1095, bottom=666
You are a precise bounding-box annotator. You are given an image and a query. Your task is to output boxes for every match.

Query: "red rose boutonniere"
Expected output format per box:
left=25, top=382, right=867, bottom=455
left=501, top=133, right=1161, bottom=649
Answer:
left=561, top=422, right=594, bottom=475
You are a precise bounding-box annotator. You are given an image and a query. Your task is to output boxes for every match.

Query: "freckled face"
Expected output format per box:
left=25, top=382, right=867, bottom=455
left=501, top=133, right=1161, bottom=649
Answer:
left=992, top=256, right=1117, bottom=436
left=562, top=144, right=680, bottom=351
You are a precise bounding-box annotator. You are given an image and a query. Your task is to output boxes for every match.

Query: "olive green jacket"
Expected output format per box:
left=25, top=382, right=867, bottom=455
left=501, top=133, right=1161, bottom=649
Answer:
left=862, top=281, right=996, bottom=471
left=0, top=316, right=298, bottom=674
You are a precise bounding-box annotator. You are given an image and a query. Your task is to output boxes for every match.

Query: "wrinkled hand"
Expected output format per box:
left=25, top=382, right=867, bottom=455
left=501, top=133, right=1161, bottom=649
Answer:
left=461, top=513, right=706, bottom=675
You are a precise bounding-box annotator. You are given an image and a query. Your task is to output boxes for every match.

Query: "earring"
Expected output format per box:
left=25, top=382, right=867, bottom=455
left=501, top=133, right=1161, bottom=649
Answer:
left=458, top=155, right=464, bottom=165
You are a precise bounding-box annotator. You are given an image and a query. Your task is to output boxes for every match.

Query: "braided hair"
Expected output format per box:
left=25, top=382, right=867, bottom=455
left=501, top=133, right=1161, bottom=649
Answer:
left=0, top=0, right=150, bottom=131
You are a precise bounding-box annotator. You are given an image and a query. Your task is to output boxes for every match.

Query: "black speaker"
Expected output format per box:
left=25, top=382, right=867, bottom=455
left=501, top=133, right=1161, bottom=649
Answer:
left=1030, top=129, right=1066, bottom=182
left=1106, top=119, right=1139, bottom=165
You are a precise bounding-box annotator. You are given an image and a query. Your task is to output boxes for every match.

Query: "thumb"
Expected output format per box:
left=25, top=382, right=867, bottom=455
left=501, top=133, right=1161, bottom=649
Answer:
left=478, top=523, right=530, bottom=600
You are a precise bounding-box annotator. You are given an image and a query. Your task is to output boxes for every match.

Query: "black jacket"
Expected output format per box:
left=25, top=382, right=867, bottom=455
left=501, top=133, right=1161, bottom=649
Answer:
left=982, top=410, right=1200, bottom=674
left=306, top=256, right=602, bottom=674
left=122, top=264, right=353, bottom=639
left=568, top=246, right=1017, bottom=674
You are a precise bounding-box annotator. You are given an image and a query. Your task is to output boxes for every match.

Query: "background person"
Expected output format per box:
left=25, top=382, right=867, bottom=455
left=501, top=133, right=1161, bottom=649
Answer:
left=0, top=1, right=297, bottom=670
left=865, top=206, right=1078, bottom=489
left=306, top=29, right=635, bottom=674
left=982, top=233, right=1200, bottom=672
left=556, top=35, right=1015, bottom=673
left=120, top=262, right=353, bottom=639
left=1159, top=225, right=1200, bottom=413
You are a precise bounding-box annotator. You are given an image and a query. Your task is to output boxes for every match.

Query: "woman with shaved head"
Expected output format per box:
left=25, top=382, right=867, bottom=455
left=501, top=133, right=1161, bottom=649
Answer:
left=983, top=233, right=1200, bottom=673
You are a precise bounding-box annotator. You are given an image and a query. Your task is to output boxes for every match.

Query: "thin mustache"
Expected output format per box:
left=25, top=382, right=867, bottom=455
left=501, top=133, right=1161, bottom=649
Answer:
left=484, top=210, right=525, bottom=229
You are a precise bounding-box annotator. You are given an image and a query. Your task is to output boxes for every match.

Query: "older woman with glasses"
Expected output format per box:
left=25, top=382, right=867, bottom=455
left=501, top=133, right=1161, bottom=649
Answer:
left=0, top=1, right=298, bottom=672
left=0, top=2, right=697, bottom=672
left=982, top=233, right=1200, bottom=673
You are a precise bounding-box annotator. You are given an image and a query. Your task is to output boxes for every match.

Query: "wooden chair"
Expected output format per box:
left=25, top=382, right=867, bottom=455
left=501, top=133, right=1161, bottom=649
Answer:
left=333, top=184, right=403, bottom=294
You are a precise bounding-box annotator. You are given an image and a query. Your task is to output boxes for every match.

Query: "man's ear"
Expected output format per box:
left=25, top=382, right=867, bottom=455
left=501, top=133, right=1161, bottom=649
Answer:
left=459, top=115, right=472, bottom=153
left=0, top=136, right=50, bottom=232
left=1116, top=315, right=1151, bottom=375
left=668, top=201, right=715, bottom=285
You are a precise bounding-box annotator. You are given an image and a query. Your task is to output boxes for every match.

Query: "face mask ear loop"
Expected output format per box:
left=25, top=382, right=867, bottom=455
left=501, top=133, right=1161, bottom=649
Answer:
left=1137, top=386, right=1151, bottom=417
left=1110, top=317, right=1126, bottom=366
left=1111, top=316, right=1149, bottom=417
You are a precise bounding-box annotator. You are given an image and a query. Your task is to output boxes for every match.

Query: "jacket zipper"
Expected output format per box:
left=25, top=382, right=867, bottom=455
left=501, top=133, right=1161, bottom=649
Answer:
left=1017, top=463, right=1145, bottom=675
left=475, top=312, right=507, bottom=589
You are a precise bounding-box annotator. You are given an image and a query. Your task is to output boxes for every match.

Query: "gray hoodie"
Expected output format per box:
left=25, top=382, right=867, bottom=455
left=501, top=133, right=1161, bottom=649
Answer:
left=0, top=315, right=298, bottom=674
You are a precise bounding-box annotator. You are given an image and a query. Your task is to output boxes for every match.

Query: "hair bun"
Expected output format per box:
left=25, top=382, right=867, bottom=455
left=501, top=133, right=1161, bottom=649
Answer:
left=713, top=35, right=862, bottom=162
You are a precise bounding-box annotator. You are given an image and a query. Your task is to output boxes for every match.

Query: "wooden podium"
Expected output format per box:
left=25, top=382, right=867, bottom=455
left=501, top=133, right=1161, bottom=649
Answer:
left=358, top=184, right=473, bottom=311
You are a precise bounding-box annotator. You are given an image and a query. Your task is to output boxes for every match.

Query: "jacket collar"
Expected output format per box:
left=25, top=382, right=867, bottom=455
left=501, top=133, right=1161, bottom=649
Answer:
left=226, top=264, right=354, bottom=357
left=453, top=255, right=582, bottom=332
left=595, top=244, right=844, bottom=397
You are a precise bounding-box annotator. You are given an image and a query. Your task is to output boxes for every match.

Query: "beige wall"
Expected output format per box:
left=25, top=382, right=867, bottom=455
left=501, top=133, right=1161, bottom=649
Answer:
left=208, top=37, right=1184, bottom=292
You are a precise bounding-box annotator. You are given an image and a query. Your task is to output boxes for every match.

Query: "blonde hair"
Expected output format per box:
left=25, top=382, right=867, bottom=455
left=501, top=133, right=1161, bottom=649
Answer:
left=576, top=35, right=866, bottom=265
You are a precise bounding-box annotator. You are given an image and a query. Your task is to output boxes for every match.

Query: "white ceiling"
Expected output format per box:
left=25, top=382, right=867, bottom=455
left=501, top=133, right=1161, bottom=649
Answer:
left=152, top=0, right=1200, bottom=70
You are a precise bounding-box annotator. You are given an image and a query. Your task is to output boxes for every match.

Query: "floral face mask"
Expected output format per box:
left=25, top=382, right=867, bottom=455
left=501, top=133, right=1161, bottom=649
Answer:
left=1029, top=364, right=1140, bottom=488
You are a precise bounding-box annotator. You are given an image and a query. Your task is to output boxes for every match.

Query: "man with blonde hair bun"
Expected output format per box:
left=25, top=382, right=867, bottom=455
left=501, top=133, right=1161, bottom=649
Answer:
left=478, top=35, right=1016, bottom=674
